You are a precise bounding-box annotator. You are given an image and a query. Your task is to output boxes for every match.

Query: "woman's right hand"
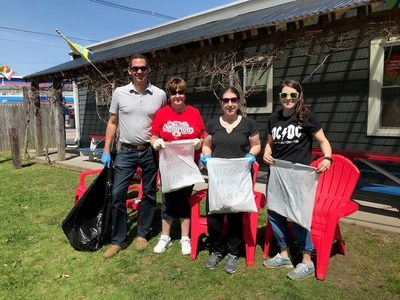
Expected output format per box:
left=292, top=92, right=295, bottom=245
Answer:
left=152, top=138, right=165, bottom=150
left=200, top=154, right=211, bottom=166
left=263, top=153, right=274, bottom=165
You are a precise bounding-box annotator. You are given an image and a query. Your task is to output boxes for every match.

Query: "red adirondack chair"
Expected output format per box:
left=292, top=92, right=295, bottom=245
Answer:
left=74, top=169, right=104, bottom=204
left=263, top=154, right=360, bottom=280
left=190, top=161, right=266, bottom=267
left=74, top=168, right=144, bottom=211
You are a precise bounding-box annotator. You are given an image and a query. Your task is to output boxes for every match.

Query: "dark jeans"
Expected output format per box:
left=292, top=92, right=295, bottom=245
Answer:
left=207, top=212, right=243, bottom=257
left=111, top=146, right=158, bottom=245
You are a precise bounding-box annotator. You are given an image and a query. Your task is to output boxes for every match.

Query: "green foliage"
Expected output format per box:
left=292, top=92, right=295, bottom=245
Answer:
left=0, top=152, right=399, bottom=300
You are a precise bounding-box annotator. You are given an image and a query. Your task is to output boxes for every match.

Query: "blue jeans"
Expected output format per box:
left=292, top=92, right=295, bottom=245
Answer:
left=111, top=146, right=158, bottom=245
left=267, top=209, right=314, bottom=252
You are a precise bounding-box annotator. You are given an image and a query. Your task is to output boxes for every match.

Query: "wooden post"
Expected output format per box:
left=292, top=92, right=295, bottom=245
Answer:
left=54, top=79, right=66, bottom=161
left=31, top=81, right=43, bottom=156
left=22, top=87, right=31, bottom=160
left=9, top=127, right=22, bottom=169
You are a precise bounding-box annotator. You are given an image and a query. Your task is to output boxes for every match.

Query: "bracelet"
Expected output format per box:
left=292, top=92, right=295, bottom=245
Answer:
left=324, top=156, right=333, bottom=164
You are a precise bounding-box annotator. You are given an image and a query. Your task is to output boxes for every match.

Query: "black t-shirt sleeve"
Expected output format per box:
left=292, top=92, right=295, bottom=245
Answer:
left=303, top=110, right=322, bottom=134
left=247, top=117, right=259, bottom=136
left=205, top=118, right=216, bottom=135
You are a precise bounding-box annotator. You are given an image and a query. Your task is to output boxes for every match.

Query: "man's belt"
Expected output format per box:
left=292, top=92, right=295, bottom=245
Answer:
left=121, top=142, right=151, bottom=151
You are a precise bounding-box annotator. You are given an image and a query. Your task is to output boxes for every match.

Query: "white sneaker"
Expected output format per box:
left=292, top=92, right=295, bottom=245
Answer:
left=180, top=237, right=191, bottom=255
left=153, top=235, right=171, bottom=254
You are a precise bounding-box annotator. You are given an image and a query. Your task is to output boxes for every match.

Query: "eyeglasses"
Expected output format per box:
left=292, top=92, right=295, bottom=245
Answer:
left=130, top=66, right=148, bottom=72
left=170, top=90, right=185, bottom=95
left=221, top=97, right=239, bottom=103
left=279, top=92, right=300, bottom=100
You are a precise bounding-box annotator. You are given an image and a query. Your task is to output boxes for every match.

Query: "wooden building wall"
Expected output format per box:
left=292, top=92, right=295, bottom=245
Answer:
left=77, top=31, right=399, bottom=156
left=77, top=88, right=108, bottom=148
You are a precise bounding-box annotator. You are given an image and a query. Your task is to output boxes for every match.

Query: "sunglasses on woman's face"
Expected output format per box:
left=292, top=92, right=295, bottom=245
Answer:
left=221, top=97, right=239, bottom=103
left=279, top=92, right=300, bottom=100
left=170, top=90, right=185, bottom=95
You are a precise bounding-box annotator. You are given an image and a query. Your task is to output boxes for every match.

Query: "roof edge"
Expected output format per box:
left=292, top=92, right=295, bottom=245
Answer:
left=88, top=0, right=295, bottom=52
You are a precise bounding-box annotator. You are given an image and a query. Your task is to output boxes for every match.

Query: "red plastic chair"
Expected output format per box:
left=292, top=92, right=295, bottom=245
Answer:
left=74, top=169, right=103, bottom=204
left=190, top=161, right=266, bottom=267
left=74, top=168, right=144, bottom=211
left=263, top=154, right=360, bottom=280
left=125, top=168, right=143, bottom=210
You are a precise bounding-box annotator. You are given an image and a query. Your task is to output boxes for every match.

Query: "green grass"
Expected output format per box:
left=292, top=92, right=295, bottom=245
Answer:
left=0, top=152, right=399, bottom=300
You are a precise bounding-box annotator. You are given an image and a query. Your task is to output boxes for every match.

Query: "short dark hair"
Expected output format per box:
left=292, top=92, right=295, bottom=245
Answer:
left=129, top=54, right=149, bottom=67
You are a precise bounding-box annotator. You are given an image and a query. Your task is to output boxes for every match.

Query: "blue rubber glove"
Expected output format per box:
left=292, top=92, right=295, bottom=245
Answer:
left=101, top=152, right=111, bottom=168
left=200, top=154, right=211, bottom=166
left=245, top=153, right=256, bottom=164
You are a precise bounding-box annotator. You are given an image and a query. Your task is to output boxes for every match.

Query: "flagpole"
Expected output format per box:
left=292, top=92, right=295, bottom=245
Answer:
left=87, top=61, right=112, bottom=85
left=0, top=73, right=19, bottom=88
left=56, top=29, right=112, bottom=85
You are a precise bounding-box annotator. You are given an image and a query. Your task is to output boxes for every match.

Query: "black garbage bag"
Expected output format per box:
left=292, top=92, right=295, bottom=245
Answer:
left=62, top=167, right=113, bottom=251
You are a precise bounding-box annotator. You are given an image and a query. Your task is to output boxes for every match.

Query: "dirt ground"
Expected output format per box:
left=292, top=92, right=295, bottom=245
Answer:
left=326, top=223, right=400, bottom=298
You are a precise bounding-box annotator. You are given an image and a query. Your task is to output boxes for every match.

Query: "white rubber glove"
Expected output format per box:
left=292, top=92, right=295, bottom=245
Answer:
left=193, top=138, right=202, bottom=150
left=152, top=138, right=165, bottom=150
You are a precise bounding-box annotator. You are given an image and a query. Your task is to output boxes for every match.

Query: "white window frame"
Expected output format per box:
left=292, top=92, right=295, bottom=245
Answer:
left=368, top=37, right=400, bottom=136
left=243, top=64, right=273, bottom=114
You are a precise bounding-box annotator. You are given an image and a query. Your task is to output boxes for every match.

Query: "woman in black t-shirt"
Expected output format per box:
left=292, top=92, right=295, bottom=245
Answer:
left=263, top=79, right=332, bottom=281
left=201, top=86, right=261, bottom=274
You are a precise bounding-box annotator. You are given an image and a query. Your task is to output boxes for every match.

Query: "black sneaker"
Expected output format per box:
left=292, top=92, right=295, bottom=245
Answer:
left=225, top=254, right=239, bottom=274
left=204, top=252, right=223, bottom=270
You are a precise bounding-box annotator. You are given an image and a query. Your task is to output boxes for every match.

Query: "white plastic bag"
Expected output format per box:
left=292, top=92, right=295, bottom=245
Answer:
left=159, top=140, right=205, bottom=193
left=267, top=159, right=319, bottom=230
left=207, top=157, right=257, bottom=214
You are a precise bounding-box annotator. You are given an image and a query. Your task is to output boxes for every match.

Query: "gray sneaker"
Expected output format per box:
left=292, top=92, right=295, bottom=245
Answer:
left=287, top=262, right=315, bottom=281
left=204, top=252, right=223, bottom=270
left=263, top=253, right=293, bottom=268
left=225, top=254, right=239, bottom=274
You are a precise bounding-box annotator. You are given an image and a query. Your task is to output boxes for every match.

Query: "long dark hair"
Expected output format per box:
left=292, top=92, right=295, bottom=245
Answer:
left=218, top=86, right=243, bottom=115
left=280, top=79, right=309, bottom=125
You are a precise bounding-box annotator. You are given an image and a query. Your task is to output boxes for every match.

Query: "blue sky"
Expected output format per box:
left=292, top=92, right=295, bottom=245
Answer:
left=1, top=0, right=236, bottom=76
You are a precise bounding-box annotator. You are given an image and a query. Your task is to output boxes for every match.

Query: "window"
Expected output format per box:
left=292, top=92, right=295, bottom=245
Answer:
left=243, top=46, right=273, bottom=114
left=368, top=38, right=400, bottom=136
left=243, top=63, right=273, bottom=114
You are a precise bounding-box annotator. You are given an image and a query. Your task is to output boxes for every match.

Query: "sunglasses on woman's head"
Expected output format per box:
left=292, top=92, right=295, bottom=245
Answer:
left=279, top=92, right=300, bottom=100
left=221, top=97, right=239, bottom=103
left=130, top=66, right=148, bottom=72
left=170, top=90, right=185, bottom=95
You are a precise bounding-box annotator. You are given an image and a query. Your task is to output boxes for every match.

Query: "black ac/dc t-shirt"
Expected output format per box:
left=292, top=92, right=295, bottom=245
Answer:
left=205, top=117, right=258, bottom=158
left=267, top=109, right=322, bottom=165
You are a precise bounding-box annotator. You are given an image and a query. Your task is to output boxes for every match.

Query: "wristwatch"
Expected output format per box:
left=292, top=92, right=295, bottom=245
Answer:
left=324, top=156, right=333, bottom=164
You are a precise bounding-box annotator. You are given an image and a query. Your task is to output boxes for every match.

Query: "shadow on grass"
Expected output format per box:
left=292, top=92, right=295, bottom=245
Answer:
left=0, top=158, right=36, bottom=168
left=257, top=225, right=347, bottom=267
left=125, top=204, right=163, bottom=247
left=22, top=162, right=36, bottom=168
left=0, top=158, right=12, bottom=164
